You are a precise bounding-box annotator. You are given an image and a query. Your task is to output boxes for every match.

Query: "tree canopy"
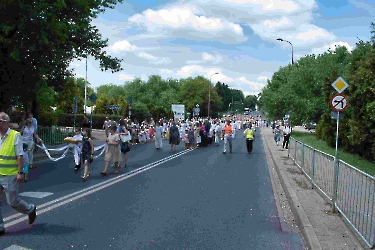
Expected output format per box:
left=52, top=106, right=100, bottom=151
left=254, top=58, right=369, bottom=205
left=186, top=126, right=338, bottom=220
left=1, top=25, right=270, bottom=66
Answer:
left=0, top=0, right=123, bottom=115
left=260, top=22, right=375, bottom=161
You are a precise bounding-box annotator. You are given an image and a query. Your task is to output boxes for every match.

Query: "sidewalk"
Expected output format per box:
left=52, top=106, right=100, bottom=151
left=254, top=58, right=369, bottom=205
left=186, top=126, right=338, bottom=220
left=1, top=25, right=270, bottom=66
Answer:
left=261, top=127, right=367, bottom=250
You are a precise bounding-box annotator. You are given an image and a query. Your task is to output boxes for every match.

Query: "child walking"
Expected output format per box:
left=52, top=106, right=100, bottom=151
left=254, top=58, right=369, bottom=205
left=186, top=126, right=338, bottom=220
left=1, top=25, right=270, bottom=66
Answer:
left=80, top=128, right=94, bottom=181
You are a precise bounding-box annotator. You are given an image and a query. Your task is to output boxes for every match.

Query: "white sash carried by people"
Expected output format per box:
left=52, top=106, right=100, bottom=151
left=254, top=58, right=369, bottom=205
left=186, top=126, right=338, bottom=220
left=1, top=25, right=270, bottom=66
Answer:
left=120, top=134, right=132, bottom=142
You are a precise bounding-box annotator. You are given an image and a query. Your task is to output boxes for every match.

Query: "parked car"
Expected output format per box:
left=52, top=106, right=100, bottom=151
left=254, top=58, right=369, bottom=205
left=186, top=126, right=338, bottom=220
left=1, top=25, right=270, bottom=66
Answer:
left=305, top=122, right=316, bottom=130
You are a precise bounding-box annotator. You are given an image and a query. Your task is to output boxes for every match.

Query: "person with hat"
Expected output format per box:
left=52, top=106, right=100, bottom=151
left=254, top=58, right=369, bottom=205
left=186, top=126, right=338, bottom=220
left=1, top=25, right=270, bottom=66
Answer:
left=0, top=112, right=37, bottom=235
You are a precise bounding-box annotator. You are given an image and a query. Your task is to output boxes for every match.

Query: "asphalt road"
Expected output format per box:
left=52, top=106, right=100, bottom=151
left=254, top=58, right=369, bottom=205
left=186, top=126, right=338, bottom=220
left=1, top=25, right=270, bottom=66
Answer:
left=1, top=129, right=305, bottom=250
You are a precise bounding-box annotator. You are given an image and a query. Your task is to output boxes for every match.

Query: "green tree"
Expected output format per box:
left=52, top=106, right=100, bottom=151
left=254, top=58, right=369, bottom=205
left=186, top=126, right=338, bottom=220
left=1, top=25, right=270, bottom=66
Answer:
left=94, top=93, right=110, bottom=115
left=117, top=95, right=128, bottom=117
left=0, top=0, right=124, bottom=118
left=55, top=78, right=81, bottom=113
left=244, top=95, right=257, bottom=110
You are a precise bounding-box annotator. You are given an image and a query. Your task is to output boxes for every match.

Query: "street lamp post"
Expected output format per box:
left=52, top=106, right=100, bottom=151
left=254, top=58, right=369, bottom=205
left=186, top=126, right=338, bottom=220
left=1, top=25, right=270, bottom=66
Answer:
left=208, top=72, right=218, bottom=118
left=277, top=38, right=294, bottom=65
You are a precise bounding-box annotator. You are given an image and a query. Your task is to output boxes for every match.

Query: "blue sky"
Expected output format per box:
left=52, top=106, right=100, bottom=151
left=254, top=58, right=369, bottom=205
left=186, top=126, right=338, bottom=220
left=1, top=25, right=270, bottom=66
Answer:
left=69, top=0, right=374, bottom=97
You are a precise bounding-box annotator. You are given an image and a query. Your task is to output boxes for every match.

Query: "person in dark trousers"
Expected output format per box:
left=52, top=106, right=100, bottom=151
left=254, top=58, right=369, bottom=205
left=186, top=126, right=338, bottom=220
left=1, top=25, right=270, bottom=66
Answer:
left=282, top=122, right=292, bottom=149
left=204, top=119, right=211, bottom=145
left=243, top=123, right=255, bottom=154
left=169, top=121, right=180, bottom=152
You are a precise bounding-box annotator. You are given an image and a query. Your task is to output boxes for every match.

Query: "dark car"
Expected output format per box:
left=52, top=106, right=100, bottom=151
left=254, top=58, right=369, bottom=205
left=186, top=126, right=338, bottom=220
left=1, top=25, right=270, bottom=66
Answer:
left=305, top=122, right=316, bottom=130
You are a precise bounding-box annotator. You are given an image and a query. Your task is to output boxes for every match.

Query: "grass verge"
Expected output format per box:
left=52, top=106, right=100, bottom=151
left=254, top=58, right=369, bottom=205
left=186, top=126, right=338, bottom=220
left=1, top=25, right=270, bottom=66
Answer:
left=291, top=131, right=375, bottom=177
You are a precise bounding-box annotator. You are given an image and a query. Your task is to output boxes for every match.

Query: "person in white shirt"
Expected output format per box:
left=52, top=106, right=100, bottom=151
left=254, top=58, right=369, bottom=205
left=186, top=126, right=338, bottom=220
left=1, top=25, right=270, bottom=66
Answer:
left=20, top=118, right=43, bottom=169
left=155, top=122, right=163, bottom=150
left=283, top=122, right=292, bottom=149
left=73, top=128, right=83, bottom=171
left=103, top=117, right=111, bottom=137
left=232, top=121, right=237, bottom=138
left=214, top=121, right=221, bottom=146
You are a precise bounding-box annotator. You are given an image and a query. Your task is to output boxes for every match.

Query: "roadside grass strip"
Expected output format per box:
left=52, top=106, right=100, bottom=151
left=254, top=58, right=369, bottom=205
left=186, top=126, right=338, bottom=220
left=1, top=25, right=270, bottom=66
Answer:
left=4, top=148, right=195, bottom=227
left=291, top=131, right=375, bottom=177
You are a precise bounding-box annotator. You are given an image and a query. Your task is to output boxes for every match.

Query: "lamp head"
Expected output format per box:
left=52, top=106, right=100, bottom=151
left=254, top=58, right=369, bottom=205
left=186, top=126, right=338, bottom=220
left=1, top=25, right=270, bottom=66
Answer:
left=277, top=38, right=283, bottom=41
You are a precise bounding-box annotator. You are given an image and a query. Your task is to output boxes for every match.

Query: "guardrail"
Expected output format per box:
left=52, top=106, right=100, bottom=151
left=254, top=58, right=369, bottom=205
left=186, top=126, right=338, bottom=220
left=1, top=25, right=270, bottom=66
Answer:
left=288, top=137, right=375, bottom=248
left=38, top=126, right=74, bottom=146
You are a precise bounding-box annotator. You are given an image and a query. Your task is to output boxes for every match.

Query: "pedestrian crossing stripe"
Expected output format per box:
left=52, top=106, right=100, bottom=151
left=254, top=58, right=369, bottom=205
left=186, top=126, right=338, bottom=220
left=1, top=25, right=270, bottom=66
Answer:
left=4, top=245, right=33, bottom=250
left=19, top=192, right=53, bottom=198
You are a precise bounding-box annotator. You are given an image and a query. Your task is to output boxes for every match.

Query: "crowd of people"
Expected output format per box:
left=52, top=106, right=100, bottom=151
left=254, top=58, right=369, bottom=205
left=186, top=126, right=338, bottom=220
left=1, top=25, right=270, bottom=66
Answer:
left=0, top=110, right=294, bottom=235
left=99, top=114, right=264, bottom=158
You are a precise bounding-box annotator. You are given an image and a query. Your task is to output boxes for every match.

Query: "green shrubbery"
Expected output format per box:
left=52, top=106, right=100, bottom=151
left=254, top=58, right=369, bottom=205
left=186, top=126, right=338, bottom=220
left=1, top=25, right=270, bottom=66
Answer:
left=261, top=24, right=375, bottom=162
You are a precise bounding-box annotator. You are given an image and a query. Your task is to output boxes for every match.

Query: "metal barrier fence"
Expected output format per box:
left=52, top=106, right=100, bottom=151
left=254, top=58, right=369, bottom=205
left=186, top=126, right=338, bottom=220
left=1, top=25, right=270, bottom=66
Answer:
left=289, top=137, right=375, bottom=248
left=38, top=126, right=74, bottom=146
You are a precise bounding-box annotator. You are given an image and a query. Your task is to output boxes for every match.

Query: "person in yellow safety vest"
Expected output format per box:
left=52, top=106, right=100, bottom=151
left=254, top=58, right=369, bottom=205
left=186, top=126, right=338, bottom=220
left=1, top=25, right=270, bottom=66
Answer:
left=0, top=112, right=37, bottom=235
left=243, top=123, right=255, bottom=154
left=222, top=120, right=233, bottom=154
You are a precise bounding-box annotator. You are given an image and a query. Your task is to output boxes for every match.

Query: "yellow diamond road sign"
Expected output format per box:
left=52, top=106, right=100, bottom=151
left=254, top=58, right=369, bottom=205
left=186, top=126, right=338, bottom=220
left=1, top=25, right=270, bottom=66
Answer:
left=331, top=77, right=349, bottom=93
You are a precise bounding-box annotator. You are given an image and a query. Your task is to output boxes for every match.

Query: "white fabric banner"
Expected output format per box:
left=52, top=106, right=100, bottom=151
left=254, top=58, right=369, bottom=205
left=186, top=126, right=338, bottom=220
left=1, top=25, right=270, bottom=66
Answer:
left=36, top=143, right=107, bottom=165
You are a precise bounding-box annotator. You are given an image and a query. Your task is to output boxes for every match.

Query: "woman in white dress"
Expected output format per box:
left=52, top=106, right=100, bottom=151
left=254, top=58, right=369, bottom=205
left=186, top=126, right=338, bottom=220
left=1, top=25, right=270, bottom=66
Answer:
left=20, top=118, right=43, bottom=169
left=155, top=122, right=163, bottom=150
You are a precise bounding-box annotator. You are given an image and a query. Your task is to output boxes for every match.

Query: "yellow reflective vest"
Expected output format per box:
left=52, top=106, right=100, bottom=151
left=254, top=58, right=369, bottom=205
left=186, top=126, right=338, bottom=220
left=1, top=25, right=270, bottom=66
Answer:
left=245, top=128, right=254, bottom=140
left=0, top=130, right=19, bottom=176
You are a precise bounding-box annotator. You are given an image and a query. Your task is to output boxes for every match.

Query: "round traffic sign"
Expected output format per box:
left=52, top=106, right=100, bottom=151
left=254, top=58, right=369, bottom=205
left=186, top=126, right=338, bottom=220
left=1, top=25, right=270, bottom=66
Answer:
left=330, top=94, right=348, bottom=111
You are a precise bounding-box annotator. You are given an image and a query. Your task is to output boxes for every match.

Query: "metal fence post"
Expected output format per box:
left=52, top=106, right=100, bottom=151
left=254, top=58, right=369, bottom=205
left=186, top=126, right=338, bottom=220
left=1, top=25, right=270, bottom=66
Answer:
left=294, top=140, right=297, bottom=165
left=311, top=149, right=316, bottom=189
left=301, top=143, right=305, bottom=174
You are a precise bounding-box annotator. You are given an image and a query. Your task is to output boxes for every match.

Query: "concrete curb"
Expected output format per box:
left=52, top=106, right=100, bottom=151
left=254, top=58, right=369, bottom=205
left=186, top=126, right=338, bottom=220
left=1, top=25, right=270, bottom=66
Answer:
left=262, top=129, right=322, bottom=250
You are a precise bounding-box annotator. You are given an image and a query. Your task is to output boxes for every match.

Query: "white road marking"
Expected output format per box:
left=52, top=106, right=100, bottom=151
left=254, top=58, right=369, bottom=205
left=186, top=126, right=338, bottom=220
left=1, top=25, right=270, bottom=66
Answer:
left=4, top=245, right=33, bottom=250
left=19, top=192, right=53, bottom=199
left=4, top=149, right=194, bottom=228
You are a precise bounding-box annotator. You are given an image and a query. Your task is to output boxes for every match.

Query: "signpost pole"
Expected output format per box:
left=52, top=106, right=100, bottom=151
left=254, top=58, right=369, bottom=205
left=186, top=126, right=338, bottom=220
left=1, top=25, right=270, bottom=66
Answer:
left=332, top=111, right=340, bottom=212
left=73, top=96, right=78, bottom=134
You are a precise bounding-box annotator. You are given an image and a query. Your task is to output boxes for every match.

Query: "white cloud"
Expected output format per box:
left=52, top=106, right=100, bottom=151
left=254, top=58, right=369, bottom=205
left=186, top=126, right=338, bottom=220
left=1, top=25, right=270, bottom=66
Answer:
left=294, top=27, right=331, bottom=41
left=257, top=76, right=268, bottom=82
left=176, top=65, right=208, bottom=77
left=263, top=17, right=291, bottom=28
left=119, top=74, right=134, bottom=81
left=160, top=69, right=173, bottom=74
left=202, top=52, right=222, bottom=64
left=138, top=52, right=156, bottom=60
left=138, top=52, right=171, bottom=65
left=222, top=0, right=299, bottom=12
left=311, top=41, right=354, bottom=55
left=237, top=76, right=265, bottom=90
left=128, top=6, right=246, bottom=43
left=109, top=40, right=137, bottom=52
